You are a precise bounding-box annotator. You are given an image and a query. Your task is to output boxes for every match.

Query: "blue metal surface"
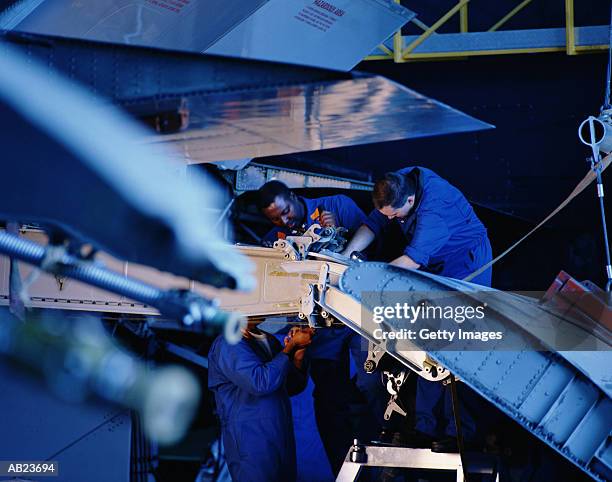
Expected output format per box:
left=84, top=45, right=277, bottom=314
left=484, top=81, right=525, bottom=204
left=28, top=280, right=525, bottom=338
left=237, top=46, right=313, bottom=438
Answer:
left=0, top=0, right=413, bottom=71
left=205, top=0, right=413, bottom=70
left=0, top=31, right=350, bottom=100
left=339, top=262, right=612, bottom=481
left=0, top=0, right=268, bottom=51
left=378, top=26, right=609, bottom=55
left=0, top=362, right=131, bottom=482
left=136, top=73, right=493, bottom=164
left=0, top=33, right=491, bottom=165
left=0, top=44, right=253, bottom=289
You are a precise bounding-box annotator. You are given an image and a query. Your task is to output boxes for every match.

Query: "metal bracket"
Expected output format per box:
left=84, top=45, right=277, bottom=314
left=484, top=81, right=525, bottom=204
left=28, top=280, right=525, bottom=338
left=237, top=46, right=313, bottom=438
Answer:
left=337, top=445, right=500, bottom=482
left=298, top=262, right=333, bottom=328
left=298, top=284, right=317, bottom=327
left=273, top=224, right=348, bottom=261
left=364, top=340, right=386, bottom=373
left=423, top=354, right=448, bottom=380
left=382, top=370, right=408, bottom=420
left=302, top=223, right=323, bottom=243
left=273, top=239, right=300, bottom=261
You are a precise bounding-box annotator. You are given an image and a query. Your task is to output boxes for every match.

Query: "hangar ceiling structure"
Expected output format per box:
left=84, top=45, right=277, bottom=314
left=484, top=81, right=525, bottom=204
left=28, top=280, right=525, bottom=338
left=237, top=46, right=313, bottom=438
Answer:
left=368, top=0, right=609, bottom=62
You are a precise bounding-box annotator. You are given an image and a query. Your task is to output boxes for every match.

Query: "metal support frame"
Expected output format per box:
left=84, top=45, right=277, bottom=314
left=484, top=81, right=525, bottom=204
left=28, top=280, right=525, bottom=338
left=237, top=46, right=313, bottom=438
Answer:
left=489, top=0, right=533, bottom=32
left=565, top=0, right=576, bottom=55
left=336, top=445, right=500, bottom=482
left=401, top=0, right=471, bottom=59
left=460, top=2, right=469, bottom=33
left=366, top=0, right=607, bottom=62
left=234, top=162, right=373, bottom=194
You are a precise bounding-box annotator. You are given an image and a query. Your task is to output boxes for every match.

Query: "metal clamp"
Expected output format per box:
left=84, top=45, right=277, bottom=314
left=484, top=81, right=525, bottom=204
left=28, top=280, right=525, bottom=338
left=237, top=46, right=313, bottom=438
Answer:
left=349, top=439, right=367, bottom=464
left=423, top=354, right=448, bottom=380
left=382, top=370, right=408, bottom=420
left=364, top=340, right=386, bottom=373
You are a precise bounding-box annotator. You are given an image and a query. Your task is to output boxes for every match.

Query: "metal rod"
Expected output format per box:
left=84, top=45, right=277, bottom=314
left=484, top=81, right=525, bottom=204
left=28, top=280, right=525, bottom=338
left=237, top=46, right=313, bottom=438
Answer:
left=377, top=44, right=393, bottom=56
left=238, top=222, right=262, bottom=244
left=411, top=17, right=431, bottom=32
left=402, top=0, right=471, bottom=59
left=488, top=0, right=533, bottom=32
left=393, top=0, right=404, bottom=63
left=460, top=2, right=469, bottom=33
left=586, top=118, right=611, bottom=292
left=0, top=231, right=162, bottom=304
left=565, top=0, right=577, bottom=55
left=0, top=231, right=240, bottom=332
left=214, top=197, right=235, bottom=229
left=594, top=168, right=612, bottom=292
left=449, top=374, right=469, bottom=482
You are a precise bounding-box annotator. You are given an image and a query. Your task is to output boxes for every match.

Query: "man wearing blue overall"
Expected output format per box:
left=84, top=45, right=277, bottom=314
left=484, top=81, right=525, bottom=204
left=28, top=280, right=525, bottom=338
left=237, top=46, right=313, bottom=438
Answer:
left=208, top=324, right=313, bottom=481
left=257, top=180, right=387, bottom=474
left=342, top=166, right=492, bottom=452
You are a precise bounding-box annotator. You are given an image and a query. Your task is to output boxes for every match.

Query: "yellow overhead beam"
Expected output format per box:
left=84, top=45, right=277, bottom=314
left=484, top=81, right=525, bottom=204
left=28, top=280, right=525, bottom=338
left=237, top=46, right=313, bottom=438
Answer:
left=488, top=0, right=533, bottom=32
left=377, top=44, right=393, bottom=56
left=412, top=18, right=431, bottom=32
left=393, top=0, right=404, bottom=63
left=363, top=0, right=604, bottom=63
left=402, top=0, right=471, bottom=59
left=565, top=0, right=576, bottom=55
left=460, top=3, right=469, bottom=33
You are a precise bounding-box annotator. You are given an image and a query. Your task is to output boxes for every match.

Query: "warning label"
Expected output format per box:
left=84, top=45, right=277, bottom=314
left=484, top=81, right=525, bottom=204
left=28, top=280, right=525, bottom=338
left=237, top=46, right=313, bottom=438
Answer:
left=295, top=0, right=345, bottom=32
left=145, top=0, right=191, bottom=14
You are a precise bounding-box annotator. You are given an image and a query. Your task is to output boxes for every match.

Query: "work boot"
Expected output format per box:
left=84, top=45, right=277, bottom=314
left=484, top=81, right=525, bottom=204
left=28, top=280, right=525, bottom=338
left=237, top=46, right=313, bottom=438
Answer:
left=431, top=435, right=475, bottom=453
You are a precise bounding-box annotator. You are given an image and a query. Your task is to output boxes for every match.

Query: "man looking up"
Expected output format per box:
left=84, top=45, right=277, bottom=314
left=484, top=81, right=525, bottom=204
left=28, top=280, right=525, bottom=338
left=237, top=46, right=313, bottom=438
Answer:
left=208, top=322, right=313, bottom=482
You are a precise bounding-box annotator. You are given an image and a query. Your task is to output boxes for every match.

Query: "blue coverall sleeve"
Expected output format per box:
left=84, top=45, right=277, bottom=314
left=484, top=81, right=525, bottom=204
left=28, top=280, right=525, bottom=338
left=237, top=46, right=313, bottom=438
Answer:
left=404, top=210, right=450, bottom=266
left=262, top=227, right=285, bottom=246
left=216, top=342, right=291, bottom=396
left=269, top=335, right=308, bottom=396
left=363, top=209, right=389, bottom=237
left=333, top=195, right=367, bottom=233
left=286, top=360, right=308, bottom=396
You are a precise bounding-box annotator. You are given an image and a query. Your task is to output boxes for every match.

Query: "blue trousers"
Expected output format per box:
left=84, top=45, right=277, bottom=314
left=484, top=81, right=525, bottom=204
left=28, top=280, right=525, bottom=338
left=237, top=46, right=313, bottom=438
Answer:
left=416, top=236, right=492, bottom=441
left=310, top=328, right=387, bottom=475
left=415, top=379, right=480, bottom=440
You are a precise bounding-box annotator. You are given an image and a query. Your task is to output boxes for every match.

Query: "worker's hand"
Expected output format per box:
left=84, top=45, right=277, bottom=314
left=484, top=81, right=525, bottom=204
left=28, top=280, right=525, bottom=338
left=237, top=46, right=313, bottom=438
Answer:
left=318, top=210, right=337, bottom=227
left=283, top=326, right=301, bottom=346
left=390, top=254, right=420, bottom=270
left=289, top=347, right=308, bottom=370
left=293, top=347, right=307, bottom=364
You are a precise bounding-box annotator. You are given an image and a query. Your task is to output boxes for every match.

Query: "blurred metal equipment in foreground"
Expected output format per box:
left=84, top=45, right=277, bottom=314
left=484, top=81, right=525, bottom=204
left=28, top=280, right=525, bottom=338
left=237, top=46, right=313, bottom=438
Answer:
left=0, top=42, right=254, bottom=291
left=0, top=229, right=247, bottom=343
left=332, top=263, right=612, bottom=482
left=0, top=308, right=200, bottom=445
left=0, top=39, right=253, bottom=472
left=0, top=0, right=414, bottom=71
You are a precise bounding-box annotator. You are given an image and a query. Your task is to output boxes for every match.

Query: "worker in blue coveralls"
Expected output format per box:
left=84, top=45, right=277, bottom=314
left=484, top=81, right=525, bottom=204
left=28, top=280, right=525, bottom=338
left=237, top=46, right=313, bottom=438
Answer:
left=257, top=180, right=387, bottom=475
left=342, top=166, right=492, bottom=453
left=208, top=322, right=314, bottom=482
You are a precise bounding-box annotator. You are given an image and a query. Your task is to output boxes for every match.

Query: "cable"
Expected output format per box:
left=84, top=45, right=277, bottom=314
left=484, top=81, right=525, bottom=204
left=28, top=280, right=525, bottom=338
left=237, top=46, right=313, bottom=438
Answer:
left=449, top=374, right=469, bottom=482
left=602, top=0, right=612, bottom=112
left=464, top=154, right=612, bottom=282
left=0, top=231, right=244, bottom=336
